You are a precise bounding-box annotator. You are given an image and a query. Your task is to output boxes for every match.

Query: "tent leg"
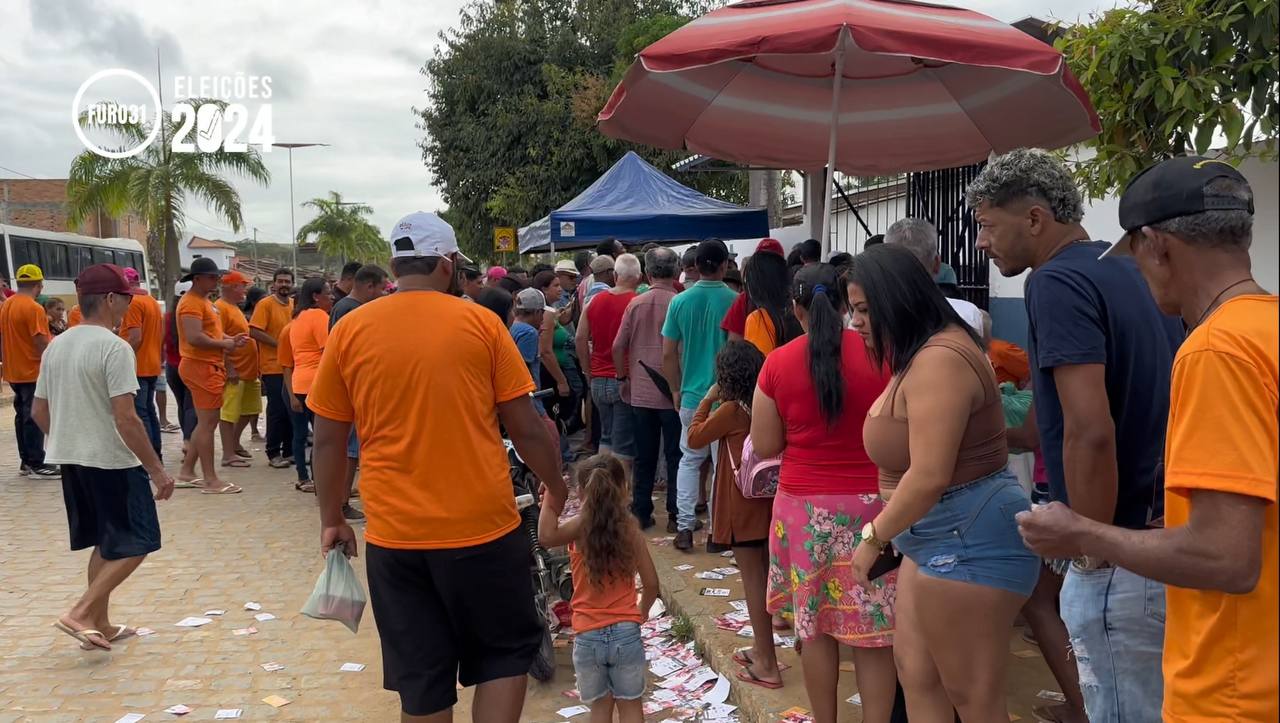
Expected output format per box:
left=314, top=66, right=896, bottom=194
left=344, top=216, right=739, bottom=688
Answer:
left=819, top=31, right=846, bottom=260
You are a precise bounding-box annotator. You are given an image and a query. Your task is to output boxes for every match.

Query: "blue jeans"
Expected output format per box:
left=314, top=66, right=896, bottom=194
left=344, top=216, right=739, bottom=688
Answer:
left=572, top=621, right=645, bottom=703
left=289, top=392, right=314, bottom=482
left=1060, top=564, right=1165, bottom=722
left=676, top=406, right=713, bottom=532
left=590, top=377, right=635, bottom=458
left=134, top=376, right=162, bottom=458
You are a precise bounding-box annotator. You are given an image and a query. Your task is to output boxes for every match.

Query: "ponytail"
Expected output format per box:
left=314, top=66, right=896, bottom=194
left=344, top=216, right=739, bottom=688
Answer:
left=578, top=454, right=635, bottom=588
left=793, top=264, right=846, bottom=426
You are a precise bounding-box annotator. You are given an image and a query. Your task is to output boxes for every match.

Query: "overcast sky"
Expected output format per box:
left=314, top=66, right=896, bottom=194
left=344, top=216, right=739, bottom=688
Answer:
left=0, top=0, right=1114, bottom=244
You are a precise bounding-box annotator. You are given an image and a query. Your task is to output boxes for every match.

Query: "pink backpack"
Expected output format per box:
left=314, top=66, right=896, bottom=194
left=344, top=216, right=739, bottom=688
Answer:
left=729, top=402, right=780, bottom=499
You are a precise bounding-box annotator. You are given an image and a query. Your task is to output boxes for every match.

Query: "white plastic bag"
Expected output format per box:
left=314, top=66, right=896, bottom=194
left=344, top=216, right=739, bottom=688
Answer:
left=301, top=548, right=367, bottom=633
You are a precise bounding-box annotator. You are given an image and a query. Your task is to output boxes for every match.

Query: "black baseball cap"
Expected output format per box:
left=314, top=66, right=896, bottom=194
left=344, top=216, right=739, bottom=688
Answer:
left=1102, top=156, right=1253, bottom=258
left=180, top=256, right=228, bottom=281
left=694, top=239, right=729, bottom=270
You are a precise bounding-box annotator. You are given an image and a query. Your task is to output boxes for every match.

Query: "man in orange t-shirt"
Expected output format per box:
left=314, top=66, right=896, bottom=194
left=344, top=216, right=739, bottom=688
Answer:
left=214, top=271, right=260, bottom=468
left=1018, top=157, right=1277, bottom=722
left=307, top=212, right=566, bottom=720
left=0, top=263, right=57, bottom=477
left=175, top=257, right=248, bottom=494
left=249, top=268, right=295, bottom=467
left=118, top=267, right=165, bottom=457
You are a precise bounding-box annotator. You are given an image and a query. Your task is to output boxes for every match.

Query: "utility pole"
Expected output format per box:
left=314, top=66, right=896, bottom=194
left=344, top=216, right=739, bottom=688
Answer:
left=252, top=227, right=259, bottom=284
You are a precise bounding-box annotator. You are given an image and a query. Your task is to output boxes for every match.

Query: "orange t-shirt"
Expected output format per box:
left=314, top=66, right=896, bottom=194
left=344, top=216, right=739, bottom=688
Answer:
left=307, top=291, right=535, bottom=550
left=743, top=309, right=779, bottom=355
left=1161, top=295, right=1278, bottom=723
left=118, top=293, right=164, bottom=377
left=989, top=339, right=1031, bottom=388
left=176, top=292, right=224, bottom=364
left=250, top=296, right=293, bottom=375
left=67, top=305, right=83, bottom=328
left=568, top=541, right=643, bottom=633
left=0, top=294, right=51, bottom=383
left=288, top=309, right=328, bottom=395
left=215, top=298, right=258, bottom=381
left=276, top=321, right=295, bottom=370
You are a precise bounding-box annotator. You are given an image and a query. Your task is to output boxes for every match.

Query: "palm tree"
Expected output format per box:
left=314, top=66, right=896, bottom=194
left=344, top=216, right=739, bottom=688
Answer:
left=67, top=99, right=270, bottom=295
left=295, top=191, right=385, bottom=264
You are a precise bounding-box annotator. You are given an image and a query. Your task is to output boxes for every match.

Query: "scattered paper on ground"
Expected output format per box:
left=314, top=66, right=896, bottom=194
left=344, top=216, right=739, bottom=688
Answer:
left=114, top=714, right=145, bottom=723
left=135, top=627, right=156, bottom=637
left=262, top=695, right=291, bottom=708
left=163, top=704, right=191, bottom=715
left=174, top=617, right=212, bottom=628
left=213, top=710, right=241, bottom=719
left=700, top=587, right=731, bottom=597
left=340, top=662, right=366, bottom=672
left=203, top=610, right=225, bottom=616
left=231, top=627, right=257, bottom=636
left=695, top=571, right=725, bottom=580
left=260, top=662, right=285, bottom=672
left=556, top=705, right=590, bottom=718
left=701, top=675, right=731, bottom=705
left=1037, top=690, right=1067, bottom=703
left=673, top=564, right=694, bottom=571
left=243, top=602, right=261, bottom=611
left=253, top=612, right=276, bottom=622
left=847, top=693, right=862, bottom=705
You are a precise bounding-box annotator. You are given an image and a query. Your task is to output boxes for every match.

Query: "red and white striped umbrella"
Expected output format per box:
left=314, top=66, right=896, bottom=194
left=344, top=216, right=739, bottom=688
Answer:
left=597, top=0, right=1100, bottom=240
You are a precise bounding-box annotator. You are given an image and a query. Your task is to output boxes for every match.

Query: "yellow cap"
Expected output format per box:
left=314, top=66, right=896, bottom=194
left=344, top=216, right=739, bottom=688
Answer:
left=15, top=264, right=44, bottom=282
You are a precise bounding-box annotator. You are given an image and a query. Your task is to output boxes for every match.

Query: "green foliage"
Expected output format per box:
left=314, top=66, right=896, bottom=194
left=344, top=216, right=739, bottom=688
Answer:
left=295, top=191, right=387, bottom=264
left=66, top=99, right=270, bottom=295
left=417, top=0, right=745, bottom=261
left=1058, top=0, right=1278, bottom=198
left=669, top=612, right=694, bottom=643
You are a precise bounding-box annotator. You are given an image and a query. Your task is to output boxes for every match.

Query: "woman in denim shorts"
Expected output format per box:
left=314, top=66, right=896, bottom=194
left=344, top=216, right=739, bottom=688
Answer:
left=848, top=245, right=1039, bottom=722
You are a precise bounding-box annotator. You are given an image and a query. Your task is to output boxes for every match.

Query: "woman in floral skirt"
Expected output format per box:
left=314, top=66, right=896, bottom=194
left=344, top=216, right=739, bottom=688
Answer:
left=750, top=263, right=897, bottom=723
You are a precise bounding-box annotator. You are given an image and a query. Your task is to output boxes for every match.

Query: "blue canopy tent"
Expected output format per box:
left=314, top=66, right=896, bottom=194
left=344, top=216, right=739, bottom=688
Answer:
left=519, top=151, right=768, bottom=254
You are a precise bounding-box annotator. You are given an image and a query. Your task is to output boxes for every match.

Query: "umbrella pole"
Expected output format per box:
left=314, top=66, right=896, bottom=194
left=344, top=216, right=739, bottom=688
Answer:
left=819, top=33, right=846, bottom=259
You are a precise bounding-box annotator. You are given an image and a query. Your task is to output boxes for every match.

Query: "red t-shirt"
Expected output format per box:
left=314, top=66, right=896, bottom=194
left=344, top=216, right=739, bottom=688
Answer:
left=586, top=290, right=637, bottom=377
left=757, top=330, right=890, bottom=496
left=720, top=292, right=749, bottom=335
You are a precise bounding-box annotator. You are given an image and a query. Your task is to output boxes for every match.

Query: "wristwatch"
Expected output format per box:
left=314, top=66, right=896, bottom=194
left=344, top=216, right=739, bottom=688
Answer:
left=861, top=522, right=888, bottom=551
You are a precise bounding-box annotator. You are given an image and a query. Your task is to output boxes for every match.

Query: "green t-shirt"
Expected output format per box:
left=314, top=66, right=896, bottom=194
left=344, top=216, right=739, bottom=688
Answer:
left=661, top=280, right=738, bottom=409
left=552, top=321, right=576, bottom=370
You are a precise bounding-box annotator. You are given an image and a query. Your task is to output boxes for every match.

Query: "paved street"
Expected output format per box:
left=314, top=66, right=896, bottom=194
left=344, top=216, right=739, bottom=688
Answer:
left=1, top=398, right=1066, bottom=722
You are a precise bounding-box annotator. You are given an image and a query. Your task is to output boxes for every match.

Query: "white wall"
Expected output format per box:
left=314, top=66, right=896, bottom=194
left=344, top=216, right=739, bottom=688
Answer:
left=179, top=245, right=236, bottom=271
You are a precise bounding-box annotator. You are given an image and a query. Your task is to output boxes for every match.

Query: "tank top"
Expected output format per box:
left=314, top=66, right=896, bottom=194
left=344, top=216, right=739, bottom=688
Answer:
left=568, top=541, right=643, bottom=633
left=863, top=334, right=1007, bottom=493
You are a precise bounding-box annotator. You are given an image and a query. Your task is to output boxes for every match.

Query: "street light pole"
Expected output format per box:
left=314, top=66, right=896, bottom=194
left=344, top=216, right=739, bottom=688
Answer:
left=271, top=142, right=328, bottom=276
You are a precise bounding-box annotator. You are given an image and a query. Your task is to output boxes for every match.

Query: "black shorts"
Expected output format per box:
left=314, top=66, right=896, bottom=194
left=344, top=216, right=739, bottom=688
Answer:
left=61, top=465, right=161, bottom=561
left=366, top=527, right=543, bottom=716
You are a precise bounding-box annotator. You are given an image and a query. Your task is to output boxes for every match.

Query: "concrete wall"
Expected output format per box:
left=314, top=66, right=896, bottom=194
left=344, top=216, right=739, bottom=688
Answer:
left=988, top=154, right=1278, bottom=346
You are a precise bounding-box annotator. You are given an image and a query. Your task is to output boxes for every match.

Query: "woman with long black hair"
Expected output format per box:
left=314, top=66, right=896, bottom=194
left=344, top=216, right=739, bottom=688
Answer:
left=742, top=250, right=804, bottom=355
left=851, top=244, right=1037, bottom=722
left=750, top=264, right=897, bottom=723
left=285, top=277, right=332, bottom=491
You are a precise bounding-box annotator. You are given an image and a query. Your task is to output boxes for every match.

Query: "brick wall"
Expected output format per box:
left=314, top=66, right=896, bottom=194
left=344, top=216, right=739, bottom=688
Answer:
left=0, top=178, right=148, bottom=245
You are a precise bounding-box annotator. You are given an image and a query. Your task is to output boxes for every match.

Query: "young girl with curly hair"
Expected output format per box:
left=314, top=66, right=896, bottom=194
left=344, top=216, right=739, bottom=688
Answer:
left=686, top=340, right=783, bottom=690
left=539, top=454, right=659, bottom=723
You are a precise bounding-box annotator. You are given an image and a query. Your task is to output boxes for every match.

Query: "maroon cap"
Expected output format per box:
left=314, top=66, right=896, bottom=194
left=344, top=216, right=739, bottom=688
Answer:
left=755, top=238, right=784, bottom=257
left=76, top=264, right=147, bottom=296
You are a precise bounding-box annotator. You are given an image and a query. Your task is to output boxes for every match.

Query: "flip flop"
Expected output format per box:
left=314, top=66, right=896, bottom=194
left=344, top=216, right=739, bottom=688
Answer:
left=295, top=481, right=315, bottom=493
left=220, top=459, right=251, bottom=468
left=174, top=479, right=202, bottom=489
left=80, top=624, right=134, bottom=650
left=235, top=449, right=252, bottom=459
left=160, top=424, right=180, bottom=434
left=732, top=649, right=754, bottom=668
left=735, top=667, right=783, bottom=690
left=52, top=621, right=110, bottom=650
left=201, top=483, right=242, bottom=495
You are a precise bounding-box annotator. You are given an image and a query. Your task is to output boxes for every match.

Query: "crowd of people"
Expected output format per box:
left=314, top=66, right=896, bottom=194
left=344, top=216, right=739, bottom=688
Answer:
left=8, top=148, right=1275, bottom=723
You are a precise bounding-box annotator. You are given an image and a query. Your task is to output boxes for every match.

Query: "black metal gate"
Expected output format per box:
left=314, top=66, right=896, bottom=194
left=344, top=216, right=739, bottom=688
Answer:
left=906, top=163, right=988, bottom=309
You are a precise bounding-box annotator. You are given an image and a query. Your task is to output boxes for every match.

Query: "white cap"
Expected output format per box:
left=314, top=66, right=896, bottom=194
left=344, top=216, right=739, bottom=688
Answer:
left=389, top=211, right=472, bottom=263
left=174, top=279, right=192, bottom=297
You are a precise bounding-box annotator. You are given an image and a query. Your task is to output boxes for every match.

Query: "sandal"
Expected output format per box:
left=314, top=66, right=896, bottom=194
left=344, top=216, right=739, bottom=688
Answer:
left=235, top=449, right=252, bottom=459
left=160, top=423, right=180, bottom=434
left=295, top=481, right=315, bottom=493
left=79, top=624, right=134, bottom=650
left=732, top=649, right=754, bottom=668
left=53, top=620, right=110, bottom=650
left=221, top=459, right=251, bottom=468
left=735, top=667, right=783, bottom=690
left=268, top=457, right=292, bottom=469
left=201, top=483, right=242, bottom=494
left=174, top=479, right=202, bottom=489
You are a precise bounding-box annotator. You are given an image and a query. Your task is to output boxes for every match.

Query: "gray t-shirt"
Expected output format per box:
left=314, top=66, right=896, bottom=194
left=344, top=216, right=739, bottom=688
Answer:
left=34, top=325, right=141, bottom=470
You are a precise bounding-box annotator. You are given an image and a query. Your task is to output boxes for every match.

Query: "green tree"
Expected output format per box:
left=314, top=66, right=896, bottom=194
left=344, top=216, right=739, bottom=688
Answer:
left=417, top=0, right=745, bottom=261
left=1058, top=0, right=1278, bottom=197
left=294, top=191, right=386, bottom=264
left=66, top=99, right=270, bottom=295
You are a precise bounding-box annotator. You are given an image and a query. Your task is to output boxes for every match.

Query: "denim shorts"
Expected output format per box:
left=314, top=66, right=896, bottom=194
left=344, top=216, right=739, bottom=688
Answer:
left=347, top=428, right=360, bottom=459
left=590, top=377, right=636, bottom=458
left=572, top=621, right=645, bottom=703
left=893, top=468, right=1039, bottom=597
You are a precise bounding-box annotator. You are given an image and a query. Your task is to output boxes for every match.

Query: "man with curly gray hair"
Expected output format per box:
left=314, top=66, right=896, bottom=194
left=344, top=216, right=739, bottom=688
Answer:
left=969, top=148, right=1184, bottom=723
